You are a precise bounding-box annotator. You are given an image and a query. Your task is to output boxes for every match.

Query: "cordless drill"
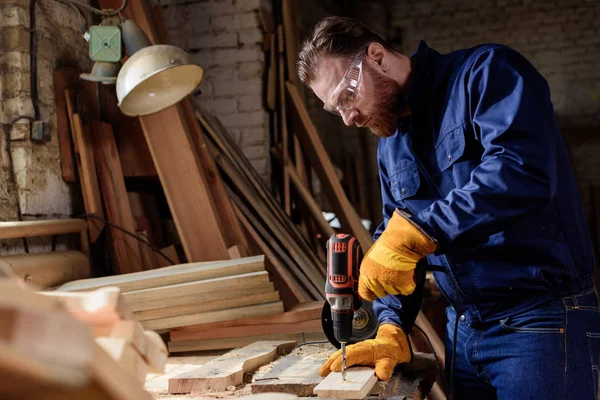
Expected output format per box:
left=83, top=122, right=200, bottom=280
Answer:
left=325, top=233, right=363, bottom=381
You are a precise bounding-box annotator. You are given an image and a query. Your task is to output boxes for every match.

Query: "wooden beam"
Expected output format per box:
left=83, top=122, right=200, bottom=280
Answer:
left=277, top=25, right=291, bottom=216
left=91, top=121, right=145, bottom=274
left=141, top=301, right=284, bottom=331
left=0, top=250, right=89, bottom=288
left=55, top=255, right=265, bottom=293
left=313, top=367, right=378, bottom=399
left=135, top=290, right=279, bottom=321
left=168, top=341, right=296, bottom=394
left=0, top=218, right=86, bottom=240
left=251, top=355, right=324, bottom=396
left=54, top=67, right=80, bottom=183
left=285, top=83, right=373, bottom=251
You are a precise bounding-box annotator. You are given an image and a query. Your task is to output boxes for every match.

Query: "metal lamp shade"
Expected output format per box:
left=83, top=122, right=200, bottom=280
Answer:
left=116, top=45, right=204, bottom=116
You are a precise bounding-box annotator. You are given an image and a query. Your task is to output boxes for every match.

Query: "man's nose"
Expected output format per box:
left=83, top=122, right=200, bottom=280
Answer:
left=339, top=109, right=357, bottom=126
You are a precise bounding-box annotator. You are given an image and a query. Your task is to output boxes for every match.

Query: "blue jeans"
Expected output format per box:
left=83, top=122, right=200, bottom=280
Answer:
left=445, top=288, right=600, bottom=399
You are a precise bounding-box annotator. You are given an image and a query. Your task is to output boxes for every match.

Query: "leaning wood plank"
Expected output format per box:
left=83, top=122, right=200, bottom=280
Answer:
left=55, top=255, right=265, bottom=292
left=170, top=319, right=321, bottom=341
left=92, top=121, right=145, bottom=274
left=141, top=301, right=284, bottom=331
left=313, top=367, right=378, bottom=399
left=0, top=218, right=86, bottom=240
left=286, top=83, right=373, bottom=251
left=171, top=300, right=323, bottom=337
left=169, top=332, right=326, bottom=353
left=251, top=355, right=324, bottom=396
left=123, top=271, right=270, bottom=304
left=168, top=341, right=296, bottom=394
left=277, top=25, right=291, bottom=216
left=0, top=250, right=89, bottom=288
left=54, top=67, right=80, bottom=183
left=131, top=281, right=274, bottom=312
left=135, top=290, right=279, bottom=321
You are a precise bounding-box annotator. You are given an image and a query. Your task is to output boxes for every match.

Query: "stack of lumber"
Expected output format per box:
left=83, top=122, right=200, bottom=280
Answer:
left=56, top=255, right=285, bottom=332
left=168, top=301, right=325, bottom=353
left=0, top=279, right=155, bottom=400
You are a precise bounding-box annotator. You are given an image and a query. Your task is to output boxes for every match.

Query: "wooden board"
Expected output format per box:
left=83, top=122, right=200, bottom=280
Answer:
left=313, top=367, right=378, bottom=399
left=141, top=301, right=284, bottom=331
left=130, top=281, right=274, bottom=313
left=134, top=290, right=280, bottom=321
left=171, top=301, right=323, bottom=337
left=277, top=25, right=291, bottom=216
left=91, top=121, right=145, bottom=274
left=251, top=355, right=324, bottom=396
left=285, top=83, right=373, bottom=251
left=173, top=319, right=321, bottom=341
left=123, top=271, right=270, bottom=304
left=143, top=330, right=168, bottom=373
left=55, top=255, right=265, bottom=293
left=67, top=109, right=105, bottom=242
left=54, top=67, right=80, bottom=183
left=0, top=218, right=87, bottom=240
left=0, top=250, right=89, bottom=288
left=168, top=332, right=326, bottom=353
left=95, top=337, right=149, bottom=384
left=236, top=395, right=298, bottom=400
left=168, top=341, right=296, bottom=394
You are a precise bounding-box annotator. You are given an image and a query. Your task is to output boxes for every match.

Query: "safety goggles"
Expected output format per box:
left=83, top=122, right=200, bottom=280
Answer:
left=324, top=52, right=365, bottom=116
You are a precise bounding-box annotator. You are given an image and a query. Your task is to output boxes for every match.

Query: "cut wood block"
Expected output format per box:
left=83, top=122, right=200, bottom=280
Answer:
left=130, top=281, right=274, bottom=312
left=0, top=250, right=89, bottom=288
left=169, top=331, right=326, bottom=353
left=108, top=321, right=147, bottom=356
left=96, top=337, right=149, bottom=384
left=313, top=367, right=378, bottom=399
left=168, top=341, right=296, bottom=394
left=170, top=319, right=321, bottom=341
left=68, top=110, right=105, bottom=242
left=135, top=290, right=280, bottom=321
left=251, top=355, right=324, bottom=396
left=144, top=330, right=168, bottom=373
left=41, top=286, right=133, bottom=326
left=123, top=270, right=270, bottom=304
left=55, top=255, right=265, bottom=293
left=141, top=301, right=284, bottom=331
left=172, top=300, right=323, bottom=336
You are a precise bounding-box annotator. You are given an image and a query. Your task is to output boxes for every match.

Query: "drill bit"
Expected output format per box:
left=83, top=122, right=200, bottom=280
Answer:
left=341, top=342, right=347, bottom=381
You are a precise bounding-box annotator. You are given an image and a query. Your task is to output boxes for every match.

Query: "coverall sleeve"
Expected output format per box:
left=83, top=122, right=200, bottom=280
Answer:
left=411, top=47, right=558, bottom=248
left=372, top=143, right=424, bottom=332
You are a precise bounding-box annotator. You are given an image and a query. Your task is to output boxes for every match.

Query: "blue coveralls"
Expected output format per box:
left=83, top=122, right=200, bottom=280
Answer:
left=373, top=41, right=600, bottom=399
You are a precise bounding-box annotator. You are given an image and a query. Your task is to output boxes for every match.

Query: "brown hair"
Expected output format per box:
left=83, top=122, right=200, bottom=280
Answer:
left=297, top=16, right=393, bottom=86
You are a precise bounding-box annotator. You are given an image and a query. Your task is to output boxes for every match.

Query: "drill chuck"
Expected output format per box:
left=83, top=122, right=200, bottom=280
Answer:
left=332, top=311, right=353, bottom=343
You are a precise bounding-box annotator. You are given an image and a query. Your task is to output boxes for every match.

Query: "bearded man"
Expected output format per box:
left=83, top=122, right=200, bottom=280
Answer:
left=298, top=16, right=600, bottom=399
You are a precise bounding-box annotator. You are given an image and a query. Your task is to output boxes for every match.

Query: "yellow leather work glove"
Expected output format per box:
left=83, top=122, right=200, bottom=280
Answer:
left=359, top=210, right=437, bottom=301
left=319, top=324, right=411, bottom=381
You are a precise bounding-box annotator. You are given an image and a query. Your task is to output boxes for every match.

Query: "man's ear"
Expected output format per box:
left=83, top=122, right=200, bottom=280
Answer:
left=367, top=43, right=388, bottom=72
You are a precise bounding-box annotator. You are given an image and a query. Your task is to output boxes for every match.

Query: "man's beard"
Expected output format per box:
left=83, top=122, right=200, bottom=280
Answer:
left=358, top=65, right=405, bottom=138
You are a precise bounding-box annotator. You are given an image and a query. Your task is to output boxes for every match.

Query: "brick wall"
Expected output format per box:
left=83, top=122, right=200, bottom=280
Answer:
left=0, top=0, right=90, bottom=253
left=161, top=0, right=270, bottom=182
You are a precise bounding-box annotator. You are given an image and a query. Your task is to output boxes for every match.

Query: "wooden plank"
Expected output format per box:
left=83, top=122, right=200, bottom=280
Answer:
left=266, top=33, right=276, bottom=111
left=168, top=332, right=326, bottom=353
left=157, top=245, right=180, bottom=268
left=182, top=99, right=249, bottom=255
left=68, top=109, right=105, bottom=242
left=285, top=83, right=373, bottom=251
left=131, top=281, right=274, bottom=313
left=251, top=355, right=324, bottom=396
left=54, top=67, right=80, bottom=183
left=91, top=121, right=145, bottom=274
left=143, top=330, right=168, bottom=373
left=0, top=250, right=89, bottom=288
left=141, top=301, right=284, bottom=331
left=55, top=255, right=265, bottom=292
left=170, top=319, right=321, bottom=341
left=236, top=395, right=298, bottom=400
left=97, top=0, right=230, bottom=263
left=313, top=367, right=378, bottom=399
left=107, top=321, right=147, bottom=357
left=0, top=218, right=86, bottom=240
left=168, top=341, right=296, bottom=394
left=123, top=271, right=270, bottom=304
left=128, top=192, right=164, bottom=249
left=135, top=290, right=279, bottom=321
left=415, top=311, right=445, bottom=370
left=277, top=25, right=291, bottom=216
left=95, top=337, right=148, bottom=384
left=171, top=301, right=323, bottom=337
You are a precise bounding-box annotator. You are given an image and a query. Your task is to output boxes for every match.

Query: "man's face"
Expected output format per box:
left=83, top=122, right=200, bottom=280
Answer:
left=311, top=55, right=404, bottom=138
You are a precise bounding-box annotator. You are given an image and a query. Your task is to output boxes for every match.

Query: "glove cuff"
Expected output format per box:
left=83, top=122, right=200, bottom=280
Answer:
left=377, top=324, right=413, bottom=364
